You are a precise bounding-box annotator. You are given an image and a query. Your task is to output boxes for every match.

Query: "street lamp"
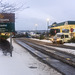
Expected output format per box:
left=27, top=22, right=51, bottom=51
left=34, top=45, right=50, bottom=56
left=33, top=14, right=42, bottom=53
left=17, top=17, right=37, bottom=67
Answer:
left=35, top=24, right=38, bottom=33
left=46, top=18, right=50, bottom=39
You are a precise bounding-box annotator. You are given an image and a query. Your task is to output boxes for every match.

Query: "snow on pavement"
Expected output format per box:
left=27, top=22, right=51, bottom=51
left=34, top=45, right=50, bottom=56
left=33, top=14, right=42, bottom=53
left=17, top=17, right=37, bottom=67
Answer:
left=0, top=39, right=62, bottom=75
left=30, top=38, right=75, bottom=47
left=30, top=38, right=52, bottom=43
left=30, top=38, right=75, bottom=55
left=45, top=45, right=75, bottom=55
left=64, top=43, right=75, bottom=47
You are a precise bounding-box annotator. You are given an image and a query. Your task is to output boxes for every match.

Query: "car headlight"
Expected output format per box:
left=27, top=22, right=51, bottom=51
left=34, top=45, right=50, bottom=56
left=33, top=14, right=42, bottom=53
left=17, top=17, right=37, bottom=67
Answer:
left=57, top=38, right=61, bottom=41
left=52, top=38, right=54, bottom=41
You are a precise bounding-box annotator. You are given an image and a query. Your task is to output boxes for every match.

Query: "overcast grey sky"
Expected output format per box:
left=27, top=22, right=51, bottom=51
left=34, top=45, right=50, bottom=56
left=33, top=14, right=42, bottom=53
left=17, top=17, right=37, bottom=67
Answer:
left=6, top=0, right=75, bottom=30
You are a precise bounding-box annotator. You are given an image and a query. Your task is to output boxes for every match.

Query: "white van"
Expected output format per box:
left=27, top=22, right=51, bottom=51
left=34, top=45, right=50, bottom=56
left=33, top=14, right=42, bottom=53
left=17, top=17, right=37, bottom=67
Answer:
left=51, top=33, right=71, bottom=44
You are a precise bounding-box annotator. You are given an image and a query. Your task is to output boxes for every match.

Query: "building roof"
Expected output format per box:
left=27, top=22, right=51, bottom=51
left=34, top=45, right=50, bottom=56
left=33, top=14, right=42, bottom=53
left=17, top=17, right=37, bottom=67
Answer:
left=50, top=21, right=75, bottom=28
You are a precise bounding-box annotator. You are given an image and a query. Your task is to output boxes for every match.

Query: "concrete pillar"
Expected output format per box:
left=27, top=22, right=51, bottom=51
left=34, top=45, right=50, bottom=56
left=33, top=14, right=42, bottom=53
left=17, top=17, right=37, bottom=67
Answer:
left=60, top=28, right=62, bottom=33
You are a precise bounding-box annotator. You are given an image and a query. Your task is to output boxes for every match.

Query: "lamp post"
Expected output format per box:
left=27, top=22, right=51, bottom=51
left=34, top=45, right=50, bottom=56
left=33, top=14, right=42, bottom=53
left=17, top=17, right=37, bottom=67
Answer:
left=46, top=18, right=50, bottom=39
left=35, top=24, right=38, bottom=33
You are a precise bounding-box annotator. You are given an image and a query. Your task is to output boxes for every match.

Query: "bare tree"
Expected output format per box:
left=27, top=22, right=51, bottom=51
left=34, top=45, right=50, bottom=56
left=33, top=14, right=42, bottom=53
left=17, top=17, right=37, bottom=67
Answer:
left=0, top=0, right=29, bottom=13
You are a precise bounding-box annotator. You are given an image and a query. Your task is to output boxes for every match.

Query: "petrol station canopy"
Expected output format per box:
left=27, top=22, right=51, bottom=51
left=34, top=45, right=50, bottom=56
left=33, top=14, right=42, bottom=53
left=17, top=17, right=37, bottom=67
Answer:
left=49, top=21, right=75, bottom=29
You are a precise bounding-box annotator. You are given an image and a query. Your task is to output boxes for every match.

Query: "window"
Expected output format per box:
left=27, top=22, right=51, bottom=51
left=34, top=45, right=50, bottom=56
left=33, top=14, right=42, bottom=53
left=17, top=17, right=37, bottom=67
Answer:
left=65, top=35, right=69, bottom=38
left=61, top=35, right=64, bottom=39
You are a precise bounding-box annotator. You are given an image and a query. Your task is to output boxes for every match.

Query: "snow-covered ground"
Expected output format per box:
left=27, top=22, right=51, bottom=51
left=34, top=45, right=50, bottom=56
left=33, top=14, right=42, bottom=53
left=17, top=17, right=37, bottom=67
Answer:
left=30, top=38, right=52, bottom=43
left=30, top=38, right=75, bottom=55
left=31, top=38, right=75, bottom=47
left=64, top=43, right=75, bottom=47
left=0, top=39, right=62, bottom=75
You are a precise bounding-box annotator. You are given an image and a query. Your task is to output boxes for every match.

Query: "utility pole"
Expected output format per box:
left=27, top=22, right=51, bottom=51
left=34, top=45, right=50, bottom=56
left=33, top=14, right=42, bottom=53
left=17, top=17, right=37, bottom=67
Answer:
left=46, top=18, right=50, bottom=40
left=35, top=24, right=38, bottom=34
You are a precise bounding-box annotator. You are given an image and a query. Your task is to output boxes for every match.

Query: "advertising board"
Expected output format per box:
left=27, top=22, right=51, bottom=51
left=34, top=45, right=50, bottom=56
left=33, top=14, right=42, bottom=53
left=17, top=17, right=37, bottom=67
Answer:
left=0, top=13, right=15, bottom=32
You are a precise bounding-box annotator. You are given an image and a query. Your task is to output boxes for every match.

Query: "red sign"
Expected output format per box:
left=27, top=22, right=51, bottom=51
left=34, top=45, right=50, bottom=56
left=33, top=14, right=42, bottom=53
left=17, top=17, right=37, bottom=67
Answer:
left=55, top=30, right=56, bottom=33
left=71, top=28, right=73, bottom=32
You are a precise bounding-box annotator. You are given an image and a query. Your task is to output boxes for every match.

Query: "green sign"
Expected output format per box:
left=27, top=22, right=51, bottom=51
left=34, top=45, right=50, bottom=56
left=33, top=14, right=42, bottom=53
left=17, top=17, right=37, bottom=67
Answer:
left=0, top=23, right=15, bottom=32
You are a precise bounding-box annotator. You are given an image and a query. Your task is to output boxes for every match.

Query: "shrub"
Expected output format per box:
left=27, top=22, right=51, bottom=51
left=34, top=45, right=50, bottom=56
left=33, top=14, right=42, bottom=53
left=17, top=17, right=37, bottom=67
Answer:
left=40, top=35, right=45, bottom=40
left=0, top=35, right=9, bottom=40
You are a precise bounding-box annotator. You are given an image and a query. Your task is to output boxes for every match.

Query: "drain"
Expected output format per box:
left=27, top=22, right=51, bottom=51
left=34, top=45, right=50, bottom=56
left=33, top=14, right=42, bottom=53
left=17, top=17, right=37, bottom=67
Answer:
left=29, top=66, right=37, bottom=69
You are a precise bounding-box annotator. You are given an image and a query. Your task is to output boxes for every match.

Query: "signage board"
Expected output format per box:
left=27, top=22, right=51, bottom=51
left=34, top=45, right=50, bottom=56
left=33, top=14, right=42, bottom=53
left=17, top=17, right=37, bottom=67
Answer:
left=0, top=13, right=15, bottom=32
left=0, top=23, right=15, bottom=32
left=71, top=28, right=73, bottom=32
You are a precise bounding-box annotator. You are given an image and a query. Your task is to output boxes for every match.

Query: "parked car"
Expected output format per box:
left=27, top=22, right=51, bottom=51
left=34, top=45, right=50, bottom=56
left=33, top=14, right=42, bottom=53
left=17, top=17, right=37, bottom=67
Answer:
left=51, top=33, right=71, bottom=44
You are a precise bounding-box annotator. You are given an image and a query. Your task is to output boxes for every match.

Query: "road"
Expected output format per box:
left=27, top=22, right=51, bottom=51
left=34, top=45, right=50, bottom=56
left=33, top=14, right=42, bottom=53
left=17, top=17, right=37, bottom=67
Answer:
left=14, top=38, right=75, bottom=75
